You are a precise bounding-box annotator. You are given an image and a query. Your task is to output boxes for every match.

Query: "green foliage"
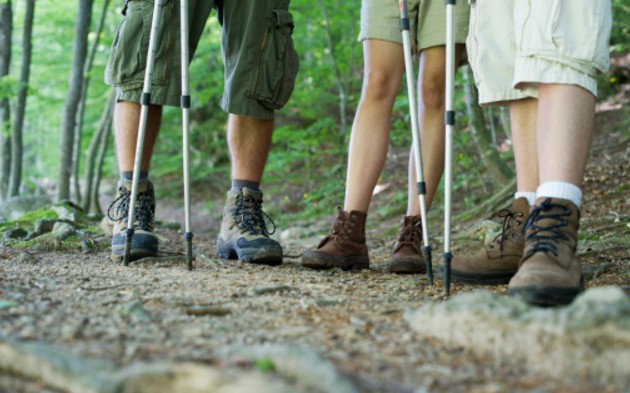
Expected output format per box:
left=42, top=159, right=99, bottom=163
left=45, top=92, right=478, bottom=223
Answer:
left=8, top=0, right=627, bottom=229
left=253, top=358, right=276, bottom=373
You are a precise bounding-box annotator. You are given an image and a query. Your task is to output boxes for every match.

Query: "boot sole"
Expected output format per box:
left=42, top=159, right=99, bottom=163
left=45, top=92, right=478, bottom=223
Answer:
left=301, top=251, right=369, bottom=271
left=388, top=258, right=426, bottom=274
left=216, top=241, right=283, bottom=266
left=451, top=269, right=517, bottom=286
left=507, top=285, right=582, bottom=307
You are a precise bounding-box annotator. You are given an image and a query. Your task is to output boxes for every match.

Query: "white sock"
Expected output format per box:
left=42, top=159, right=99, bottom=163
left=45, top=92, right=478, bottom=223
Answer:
left=536, top=181, right=582, bottom=208
left=514, top=192, right=536, bottom=206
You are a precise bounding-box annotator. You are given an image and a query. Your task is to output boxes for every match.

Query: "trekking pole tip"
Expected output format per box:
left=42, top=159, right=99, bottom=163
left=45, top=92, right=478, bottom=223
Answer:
left=185, top=232, right=194, bottom=271
left=443, top=251, right=452, bottom=296
left=422, top=245, right=433, bottom=286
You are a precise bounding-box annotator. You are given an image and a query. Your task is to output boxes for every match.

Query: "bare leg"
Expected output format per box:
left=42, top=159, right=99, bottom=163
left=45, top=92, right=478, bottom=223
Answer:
left=114, top=101, right=162, bottom=173
left=536, top=84, right=595, bottom=186
left=407, top=45, right=465, bottom=215
left=227, top=114, right=274, bottom=183
left=510, top=98, right=539, bottom=192
left=344, top=39, right=404, bottom=212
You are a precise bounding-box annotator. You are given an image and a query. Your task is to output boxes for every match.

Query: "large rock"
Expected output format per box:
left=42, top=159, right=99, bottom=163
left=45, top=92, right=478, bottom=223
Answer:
left=0, top=340, right=339, bottom=393
left=405, top=287, right=630, bottom=388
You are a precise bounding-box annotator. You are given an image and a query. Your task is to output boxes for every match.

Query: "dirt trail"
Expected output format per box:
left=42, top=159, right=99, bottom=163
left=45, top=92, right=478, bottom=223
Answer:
left=1, top=105, right=629, bottom=393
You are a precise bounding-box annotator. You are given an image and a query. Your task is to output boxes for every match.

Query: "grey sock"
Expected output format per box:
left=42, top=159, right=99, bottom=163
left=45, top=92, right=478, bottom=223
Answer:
left=121, top=171, right=149, bottom=182
left=231, top=179, right=260, bottom=192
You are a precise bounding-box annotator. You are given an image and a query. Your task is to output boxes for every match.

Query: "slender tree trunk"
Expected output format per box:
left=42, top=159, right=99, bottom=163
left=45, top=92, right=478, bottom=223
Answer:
left=82, top=89, right=114, bottom=214
left=8, top=0, right=34, bottom=197
left=499, top=106, right=511, bottom=140
left=462, top=66, right=513, bottom=184
left=317, top=0, right=348, bottom=141
left=90, top=103, right=113, bottom=216
left=57, top=0, right=94, bottom=201
left=0, top=0, right=12, bottom=202
left=72, top=0, right=111, bottom=205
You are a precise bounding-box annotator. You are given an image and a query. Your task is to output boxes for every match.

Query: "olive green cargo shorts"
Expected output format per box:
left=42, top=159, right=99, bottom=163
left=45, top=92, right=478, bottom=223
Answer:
left=105, top=0, right=299, bottom=120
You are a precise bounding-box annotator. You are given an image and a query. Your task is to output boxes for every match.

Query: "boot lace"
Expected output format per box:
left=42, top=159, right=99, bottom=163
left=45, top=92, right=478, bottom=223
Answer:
left=522, top=198, right=571, bottom=258
left=319, top=207, right=354, bottom=248
left=395, top=218, right=422, bottom=251
left=230, top=194, right=276, bottom=236
left=107, top=186, right=154, bottom=231
left=490, top=208, right=524, bottom=252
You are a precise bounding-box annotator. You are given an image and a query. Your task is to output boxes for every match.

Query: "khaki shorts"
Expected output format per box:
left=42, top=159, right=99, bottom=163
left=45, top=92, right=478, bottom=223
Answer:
left=105, top=0, right=299, bottom=120
left=358, top=0, right=470, bottom=50
left=467, top=0, right=612, bottom=105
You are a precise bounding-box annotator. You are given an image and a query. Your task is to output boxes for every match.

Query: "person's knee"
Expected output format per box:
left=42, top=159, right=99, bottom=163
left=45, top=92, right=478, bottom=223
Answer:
left=420, top=79, right=445, bottom=112
left=363, top=68, right=399, bottom=102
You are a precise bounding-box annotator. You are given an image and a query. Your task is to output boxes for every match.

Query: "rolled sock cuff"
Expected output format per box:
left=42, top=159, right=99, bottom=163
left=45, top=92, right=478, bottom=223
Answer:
left=514, top=192, right=536, bottom=206
left=536, top=182, right=582, bottom=208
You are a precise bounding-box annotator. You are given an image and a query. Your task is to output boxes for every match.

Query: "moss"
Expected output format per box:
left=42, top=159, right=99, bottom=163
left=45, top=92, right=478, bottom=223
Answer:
left=0, top=208, right=58, bottom=232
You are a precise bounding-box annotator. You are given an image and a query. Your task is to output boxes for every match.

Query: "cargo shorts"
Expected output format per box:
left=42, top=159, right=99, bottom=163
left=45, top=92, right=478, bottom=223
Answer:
left=104, top=0, right=300, bottom=120
left=358, top=0, right=470, bottom=51
left=467, top=0, right=612, bottom=105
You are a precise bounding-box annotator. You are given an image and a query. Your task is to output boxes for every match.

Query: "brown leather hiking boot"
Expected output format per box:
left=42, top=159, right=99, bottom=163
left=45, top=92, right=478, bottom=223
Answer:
left=389, top=215, right=425, bottom=274
left=507, top=197, right=582, bottom=307
left=301, top=208, right=369, bottom=271
left=451, top=197, right=530, bottom=285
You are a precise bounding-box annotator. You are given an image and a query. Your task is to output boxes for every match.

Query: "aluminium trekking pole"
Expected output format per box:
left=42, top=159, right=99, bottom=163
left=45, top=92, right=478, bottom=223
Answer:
left=180, top=0, right=194, bottom=270
left=443, top=0, right=456, bottom=295
left=123, top=0, right=166, bottom=266
left=398, top=0, right=434, bottom=285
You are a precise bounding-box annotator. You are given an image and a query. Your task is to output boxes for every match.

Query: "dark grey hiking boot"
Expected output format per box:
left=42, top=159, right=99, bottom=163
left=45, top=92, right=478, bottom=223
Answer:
left=108, top=179, right=158, bottom=262
left=389, top=215, right=425, bottom=274
left=301, top=208, right=369, bottom=271
left=508, top=197, right=583, bottom=307
left=451, top=197, right=529, bottom=285
left=216, top=188, right=282, bottom=265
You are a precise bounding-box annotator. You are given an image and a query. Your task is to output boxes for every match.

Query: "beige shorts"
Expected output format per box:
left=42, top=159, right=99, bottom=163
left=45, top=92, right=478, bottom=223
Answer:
left=467, top=0, right=612, bottom=105
left=358, top=0, right=470, bottom=50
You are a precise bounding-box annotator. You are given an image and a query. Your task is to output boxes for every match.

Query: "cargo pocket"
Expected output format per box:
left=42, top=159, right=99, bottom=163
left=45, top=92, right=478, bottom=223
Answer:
left=248, top=9, right=300, bottom=111
left=550, top=0, right=610, bottom=73
left=105, top=0, right=173, bottom=89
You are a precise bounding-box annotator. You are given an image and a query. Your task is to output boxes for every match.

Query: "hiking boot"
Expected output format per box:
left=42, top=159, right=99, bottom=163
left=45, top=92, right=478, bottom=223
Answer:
left=108, top=179, right=158, bottom=262
left=451, top=197, right=529, bottom=285
left=216, top=188, right=282, bottom=265
left=301, top=208, right=369, bottom=271
left=388, top=215, right=425, bottom=274
left=507, top=197, right=583, bottom=307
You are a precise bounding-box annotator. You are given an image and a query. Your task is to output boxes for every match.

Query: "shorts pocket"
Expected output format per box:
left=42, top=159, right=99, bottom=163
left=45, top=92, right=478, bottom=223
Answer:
left=550, top=0, right=611, bottom=72
left=248, top=9, right=300, bottom=111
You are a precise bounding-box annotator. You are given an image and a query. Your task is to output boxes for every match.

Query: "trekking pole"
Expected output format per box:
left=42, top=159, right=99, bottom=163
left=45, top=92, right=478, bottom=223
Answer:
left=180, top=0, right=194, bottom=270
left=123, top=0, right=166, bottom=266
left=398, top=0, right=434, bottom=285
left=443, top=0, right=456, bottom=295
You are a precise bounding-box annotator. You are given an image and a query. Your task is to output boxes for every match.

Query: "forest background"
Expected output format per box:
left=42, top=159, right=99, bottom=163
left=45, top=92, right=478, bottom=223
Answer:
left=0, top=0, right=628, bottom=234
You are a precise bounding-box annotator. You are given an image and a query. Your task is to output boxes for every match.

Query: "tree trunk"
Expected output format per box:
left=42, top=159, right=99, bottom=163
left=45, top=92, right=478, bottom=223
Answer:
left=72, top=0, right=111, bottom=205
left=0, top=0, right=11, bottom=202
left=82, top=89, right=114, bottom=214
left=317, top=0, right=348, bottom=142
left=90, top=102, right=113, bottom=216
left=462, top=65, right=513, bottom=184
left=57, top=0, right=94, bottom=202
left=8, top=0, right=34, bottom=197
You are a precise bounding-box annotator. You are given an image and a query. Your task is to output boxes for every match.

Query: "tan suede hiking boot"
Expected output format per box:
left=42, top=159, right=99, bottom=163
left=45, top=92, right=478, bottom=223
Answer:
left=301, top=208, right=369, bottom=271
left=216, top=188, right=283, bottom=265
left=389, top=215, right=425, bottom=274
left=451, top=197, right=530, bottom=285
left=507, top=197, right=582, bottom=307
left=108, top=179, right=158, bottom=262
